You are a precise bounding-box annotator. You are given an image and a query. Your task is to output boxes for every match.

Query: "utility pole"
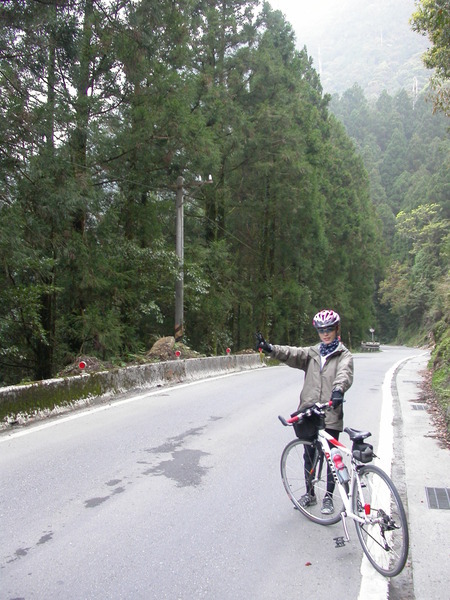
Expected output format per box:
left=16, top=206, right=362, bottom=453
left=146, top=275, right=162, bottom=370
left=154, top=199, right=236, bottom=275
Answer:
left=175, top=176, right=184, bottom=342
left=174, top=174, right=212, bottom=343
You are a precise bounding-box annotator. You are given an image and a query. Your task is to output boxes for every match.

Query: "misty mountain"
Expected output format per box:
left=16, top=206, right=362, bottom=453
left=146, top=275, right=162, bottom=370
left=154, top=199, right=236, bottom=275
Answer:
left=289, top=0, right=431, bottom=99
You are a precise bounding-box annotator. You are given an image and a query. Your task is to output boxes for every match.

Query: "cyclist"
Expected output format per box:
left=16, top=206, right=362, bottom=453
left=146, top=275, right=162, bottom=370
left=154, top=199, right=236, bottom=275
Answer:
left=257, top=309, right=354, bottom=514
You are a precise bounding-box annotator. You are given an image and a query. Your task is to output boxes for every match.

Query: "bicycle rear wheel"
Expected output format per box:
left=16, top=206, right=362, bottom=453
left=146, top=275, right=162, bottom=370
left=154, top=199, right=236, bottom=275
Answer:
left=352, top=464, right=409, bottom=577
left=280, top=438, right=345, bottom=525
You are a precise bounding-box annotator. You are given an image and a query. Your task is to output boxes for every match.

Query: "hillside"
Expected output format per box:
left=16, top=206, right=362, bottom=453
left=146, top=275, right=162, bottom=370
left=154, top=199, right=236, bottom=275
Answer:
left=273, top=0, right=431, bottom=99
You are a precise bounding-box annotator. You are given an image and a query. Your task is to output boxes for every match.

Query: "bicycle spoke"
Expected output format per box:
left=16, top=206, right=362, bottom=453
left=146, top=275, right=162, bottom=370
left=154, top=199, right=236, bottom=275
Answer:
left=352, top=465, right=409, bottom=577
left=280, top=439, right=345, bottom=526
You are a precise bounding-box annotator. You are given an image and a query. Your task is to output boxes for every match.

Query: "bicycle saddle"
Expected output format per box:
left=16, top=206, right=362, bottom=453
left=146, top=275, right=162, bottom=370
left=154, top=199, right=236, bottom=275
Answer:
left=344, top=427, right=371, bottom=441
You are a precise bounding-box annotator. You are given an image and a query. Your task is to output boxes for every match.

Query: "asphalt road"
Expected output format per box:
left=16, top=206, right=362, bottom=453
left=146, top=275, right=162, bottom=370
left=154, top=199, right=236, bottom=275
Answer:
left=0, top=345, right=424, bottom=600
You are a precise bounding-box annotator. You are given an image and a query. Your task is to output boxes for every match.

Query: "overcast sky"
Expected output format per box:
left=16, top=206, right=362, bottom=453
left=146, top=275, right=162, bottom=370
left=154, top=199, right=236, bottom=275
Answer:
left=267, top=0, right=337, bottom=38
left=265, top=0, right=340, bottom=77
left=267, top=1, right=422, bottom=49
left=264, top=0, right=428, bottom=96
left=265, top=0, right=342, bottom=69
left=268, top=0, right=337, bottom=22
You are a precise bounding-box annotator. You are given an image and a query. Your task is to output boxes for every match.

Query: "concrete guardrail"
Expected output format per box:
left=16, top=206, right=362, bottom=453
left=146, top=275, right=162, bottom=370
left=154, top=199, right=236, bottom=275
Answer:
left=0, top=353, right=265, bottom=425
left=360, top=342, right=381, bottom=352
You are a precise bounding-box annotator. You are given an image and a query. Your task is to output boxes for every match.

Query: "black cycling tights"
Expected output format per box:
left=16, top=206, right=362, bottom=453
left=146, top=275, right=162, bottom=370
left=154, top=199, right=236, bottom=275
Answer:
left=303, top=429, right=340, bottom=497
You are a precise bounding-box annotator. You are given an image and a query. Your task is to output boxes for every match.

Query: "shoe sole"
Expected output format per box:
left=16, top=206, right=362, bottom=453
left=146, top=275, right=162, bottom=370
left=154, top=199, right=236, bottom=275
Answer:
left=296, top=497, right=317, bottom=509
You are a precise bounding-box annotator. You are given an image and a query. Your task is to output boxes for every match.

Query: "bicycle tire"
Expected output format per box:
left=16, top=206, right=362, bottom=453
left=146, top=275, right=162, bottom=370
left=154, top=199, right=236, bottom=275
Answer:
left=280, top=438, right=346, bottom=525
left=352, top=464, right=409, bottom=577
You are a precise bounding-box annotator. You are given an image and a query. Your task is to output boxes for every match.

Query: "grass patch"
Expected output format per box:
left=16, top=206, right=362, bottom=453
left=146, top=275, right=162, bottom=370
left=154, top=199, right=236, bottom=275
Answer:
left=429, top=322, right=450, bottom=436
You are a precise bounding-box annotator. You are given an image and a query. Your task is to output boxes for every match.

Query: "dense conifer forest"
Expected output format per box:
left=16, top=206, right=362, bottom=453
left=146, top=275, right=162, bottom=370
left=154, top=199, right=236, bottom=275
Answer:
left=331, top=87, right=448, bottom=341
left=0, top=0, right=448, bottom=407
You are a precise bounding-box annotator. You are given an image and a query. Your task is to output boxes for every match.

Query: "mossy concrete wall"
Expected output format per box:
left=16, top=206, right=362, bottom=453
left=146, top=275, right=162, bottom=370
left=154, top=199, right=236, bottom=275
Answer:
left=0, top=354, right=264, bottom=421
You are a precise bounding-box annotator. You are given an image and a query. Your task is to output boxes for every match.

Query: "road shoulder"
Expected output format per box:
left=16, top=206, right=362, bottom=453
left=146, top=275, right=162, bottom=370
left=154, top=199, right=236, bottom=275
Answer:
left=391, top=351, right=449, bottom=600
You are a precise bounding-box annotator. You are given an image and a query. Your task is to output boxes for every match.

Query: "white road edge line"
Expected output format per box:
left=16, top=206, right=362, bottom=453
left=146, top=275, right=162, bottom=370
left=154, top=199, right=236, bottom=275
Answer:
left=357, top=354, right=419, bottom=599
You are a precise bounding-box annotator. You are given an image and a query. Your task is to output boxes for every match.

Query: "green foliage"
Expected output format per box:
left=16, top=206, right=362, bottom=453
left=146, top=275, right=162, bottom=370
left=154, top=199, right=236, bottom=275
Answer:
left=381, top=202, right=449, bottom=338
left=331, top=86, right=448, bottom=342
left=430, top=318, right=450, bottom=434
left=0, top=0, right=383, bottom=385
left=411, top=0, right=450, bottom=116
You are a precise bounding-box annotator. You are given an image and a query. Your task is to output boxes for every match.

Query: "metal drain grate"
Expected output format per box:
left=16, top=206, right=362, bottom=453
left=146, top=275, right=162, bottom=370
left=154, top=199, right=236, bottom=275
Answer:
left=411, top=404, right=427, bottom=410
left=425, top=487, right=450, bottom=510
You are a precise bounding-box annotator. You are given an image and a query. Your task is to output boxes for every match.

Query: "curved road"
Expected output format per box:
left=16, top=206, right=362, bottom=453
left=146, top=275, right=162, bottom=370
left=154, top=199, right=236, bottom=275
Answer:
left=0, top=346, right=425, bottom=599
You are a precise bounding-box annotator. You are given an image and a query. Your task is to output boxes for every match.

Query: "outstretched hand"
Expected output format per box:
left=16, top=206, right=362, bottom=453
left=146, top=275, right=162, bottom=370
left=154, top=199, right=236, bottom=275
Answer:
left=255, top=332, right=273, bottom=354
left=331, top=389, right=344, bottom=408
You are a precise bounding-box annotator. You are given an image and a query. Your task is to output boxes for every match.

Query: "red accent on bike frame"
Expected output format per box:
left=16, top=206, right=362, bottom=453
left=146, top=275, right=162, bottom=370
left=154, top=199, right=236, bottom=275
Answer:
left=329, top=437, right=346, bottom=448
left=364, top=504, right=371, bottom=515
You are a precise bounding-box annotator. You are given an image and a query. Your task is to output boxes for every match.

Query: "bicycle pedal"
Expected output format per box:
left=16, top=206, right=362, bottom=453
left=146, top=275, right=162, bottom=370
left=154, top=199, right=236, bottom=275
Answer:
left=333, top=536, right=346, bottom=548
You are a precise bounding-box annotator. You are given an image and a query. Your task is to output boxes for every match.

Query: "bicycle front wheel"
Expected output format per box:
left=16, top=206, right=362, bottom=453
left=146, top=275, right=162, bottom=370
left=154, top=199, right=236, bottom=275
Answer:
left=280, top=439, right=344, bottom=525
left=352, top=464, right=409, bottom=577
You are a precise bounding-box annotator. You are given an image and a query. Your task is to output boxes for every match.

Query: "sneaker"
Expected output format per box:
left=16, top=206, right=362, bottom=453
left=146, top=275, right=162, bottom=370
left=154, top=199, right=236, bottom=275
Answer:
left=297, top=493, right=317, bottom=509
left=321, top=496, right=334, bottom=514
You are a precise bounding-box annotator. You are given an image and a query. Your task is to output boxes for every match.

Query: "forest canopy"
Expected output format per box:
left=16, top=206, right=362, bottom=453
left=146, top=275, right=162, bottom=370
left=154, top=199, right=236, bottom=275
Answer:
left=411, top=0, right=450, bottom=116
left=0, top=0, right=447, bottom=387
left=331, top=86, right=449, bottom=344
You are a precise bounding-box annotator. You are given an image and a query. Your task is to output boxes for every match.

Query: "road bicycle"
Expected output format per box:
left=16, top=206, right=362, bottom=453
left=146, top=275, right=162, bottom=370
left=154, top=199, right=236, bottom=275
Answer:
left=278, top=402, right=409, bottom=577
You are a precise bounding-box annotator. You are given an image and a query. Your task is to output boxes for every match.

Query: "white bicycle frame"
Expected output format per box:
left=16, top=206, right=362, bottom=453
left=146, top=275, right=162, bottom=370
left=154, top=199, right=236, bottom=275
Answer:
left=315, top=429, right=370, bottom=540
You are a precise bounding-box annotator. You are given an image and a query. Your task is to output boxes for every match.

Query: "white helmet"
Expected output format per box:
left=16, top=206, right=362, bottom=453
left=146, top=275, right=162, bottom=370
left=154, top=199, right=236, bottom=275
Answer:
left=313, top=309, right=340, bottom=329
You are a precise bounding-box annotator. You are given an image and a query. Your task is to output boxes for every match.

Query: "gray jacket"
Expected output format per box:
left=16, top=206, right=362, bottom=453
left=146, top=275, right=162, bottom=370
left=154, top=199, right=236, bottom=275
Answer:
left=270, top=342, right=354, bottom=431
